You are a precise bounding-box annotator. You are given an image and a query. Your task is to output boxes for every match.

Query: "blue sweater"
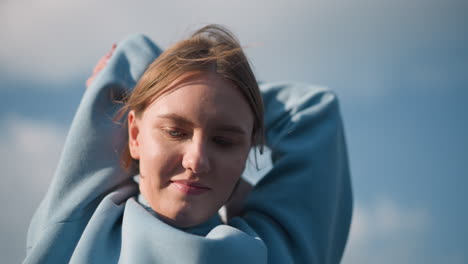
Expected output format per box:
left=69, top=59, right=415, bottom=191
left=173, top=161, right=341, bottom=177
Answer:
left=24, top=34, right=352, bottom=264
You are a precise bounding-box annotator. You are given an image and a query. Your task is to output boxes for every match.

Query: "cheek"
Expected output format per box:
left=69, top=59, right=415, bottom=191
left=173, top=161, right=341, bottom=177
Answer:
left=138, top=134, right=182, bottom=207
left=138, top=132, right=183, bottom=180
left=226, top=155, right=247, bottom=174
left=215, top=151, right=249, bottom=186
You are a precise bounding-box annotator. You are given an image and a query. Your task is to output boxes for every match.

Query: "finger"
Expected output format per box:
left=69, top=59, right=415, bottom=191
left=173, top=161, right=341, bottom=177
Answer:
left=92, top=60, right=108, bottom=74
left=105, top=43, right=117, bottom=58
left=86, top=76, right=94, bottom=87
left=93, top=44, right=116, bottom=72
left=86, top=43, right=117, bottom=88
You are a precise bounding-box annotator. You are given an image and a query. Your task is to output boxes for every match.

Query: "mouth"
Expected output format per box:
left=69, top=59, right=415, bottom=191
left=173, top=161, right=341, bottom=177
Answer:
left=170, top=180, right=211, bottom=195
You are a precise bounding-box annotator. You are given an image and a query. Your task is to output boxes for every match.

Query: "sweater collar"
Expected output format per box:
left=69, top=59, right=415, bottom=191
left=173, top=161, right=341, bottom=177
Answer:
left=134, top=176, right=222, bottom=236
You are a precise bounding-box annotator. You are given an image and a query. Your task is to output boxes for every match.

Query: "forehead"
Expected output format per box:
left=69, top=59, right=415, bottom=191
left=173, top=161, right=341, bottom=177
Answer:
left=142, top=72, right=254, bottom=130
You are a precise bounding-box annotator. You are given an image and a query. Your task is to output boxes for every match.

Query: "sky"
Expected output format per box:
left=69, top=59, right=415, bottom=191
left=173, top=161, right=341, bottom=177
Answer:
left=1, top=0, right=467, bottom=263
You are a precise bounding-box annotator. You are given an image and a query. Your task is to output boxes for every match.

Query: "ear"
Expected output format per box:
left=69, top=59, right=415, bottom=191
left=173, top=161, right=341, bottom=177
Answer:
left=128, top=110, right=141, bottom=160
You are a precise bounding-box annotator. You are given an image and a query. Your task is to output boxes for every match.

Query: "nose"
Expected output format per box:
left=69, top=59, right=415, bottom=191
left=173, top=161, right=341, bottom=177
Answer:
left=182, top=138, right=211, bottom=174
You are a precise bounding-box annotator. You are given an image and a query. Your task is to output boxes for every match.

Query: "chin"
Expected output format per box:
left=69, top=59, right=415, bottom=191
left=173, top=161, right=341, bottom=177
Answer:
left=159, top=206, right=211, bottom=228
left=147, top=193, right=219, bottom=228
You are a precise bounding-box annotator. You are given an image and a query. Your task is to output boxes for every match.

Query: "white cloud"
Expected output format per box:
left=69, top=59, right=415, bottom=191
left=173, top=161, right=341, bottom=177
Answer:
left=0, top=115, right=66, bottom=263
left=0, top=0, right=306, bottom=83
left=0, top=0, right=402, bottom=100
left=0, top=115, right=66, bottom=187
left=342, top=197, right=432, bottom=264
left=3, top=0, right=465, bottom=103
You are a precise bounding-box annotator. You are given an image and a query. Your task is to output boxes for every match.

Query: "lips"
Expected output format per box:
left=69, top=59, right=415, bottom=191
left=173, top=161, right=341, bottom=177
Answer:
left=170, top=180, right=211, bottom=195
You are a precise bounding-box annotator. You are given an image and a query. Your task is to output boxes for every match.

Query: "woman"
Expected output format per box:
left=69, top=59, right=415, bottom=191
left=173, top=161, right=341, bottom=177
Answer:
left=24, top=25, right=352, bottom=263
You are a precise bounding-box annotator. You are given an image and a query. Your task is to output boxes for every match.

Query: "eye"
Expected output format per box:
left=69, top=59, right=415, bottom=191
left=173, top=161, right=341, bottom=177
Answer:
left=213, top=136, right=235, bottom=147
left=162, top=128, right=187, bottom=139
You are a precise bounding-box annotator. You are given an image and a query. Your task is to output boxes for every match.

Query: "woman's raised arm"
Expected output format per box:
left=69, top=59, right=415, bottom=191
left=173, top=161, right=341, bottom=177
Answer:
left=238, top=82, right=353, bottom=264
left=26, top=35, right=162, bottom=252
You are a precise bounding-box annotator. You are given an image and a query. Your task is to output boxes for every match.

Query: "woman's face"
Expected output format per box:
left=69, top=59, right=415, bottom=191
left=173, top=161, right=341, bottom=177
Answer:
left=128, top=71, right=254, bottom=228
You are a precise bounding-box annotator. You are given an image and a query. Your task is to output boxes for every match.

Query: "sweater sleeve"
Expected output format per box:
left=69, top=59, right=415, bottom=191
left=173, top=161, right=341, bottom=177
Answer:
left=26, top=35, right=162, bottom=249
left=242, top=82, right=353, bottom=264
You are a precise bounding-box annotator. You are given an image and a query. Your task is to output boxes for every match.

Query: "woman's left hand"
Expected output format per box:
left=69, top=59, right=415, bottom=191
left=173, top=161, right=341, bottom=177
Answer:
left=86, top=44, right=117, bottom=88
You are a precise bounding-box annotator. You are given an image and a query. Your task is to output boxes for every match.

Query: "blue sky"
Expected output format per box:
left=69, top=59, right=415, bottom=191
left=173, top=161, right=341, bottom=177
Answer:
left=1, top=0, right=467, bottom=263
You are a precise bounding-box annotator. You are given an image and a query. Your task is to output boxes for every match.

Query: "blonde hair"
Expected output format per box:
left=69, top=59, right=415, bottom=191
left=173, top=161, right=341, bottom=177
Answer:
left=118, top=24, right=264, bottom=170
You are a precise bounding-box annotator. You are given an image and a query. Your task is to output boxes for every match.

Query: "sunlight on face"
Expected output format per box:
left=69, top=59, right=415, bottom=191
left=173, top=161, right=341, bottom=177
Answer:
left=128, top=71, right=254, bottom=228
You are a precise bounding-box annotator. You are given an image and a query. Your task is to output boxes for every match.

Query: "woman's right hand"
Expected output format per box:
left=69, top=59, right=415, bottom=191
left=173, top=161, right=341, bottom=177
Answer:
left=86, top=44, right=117, bottom=88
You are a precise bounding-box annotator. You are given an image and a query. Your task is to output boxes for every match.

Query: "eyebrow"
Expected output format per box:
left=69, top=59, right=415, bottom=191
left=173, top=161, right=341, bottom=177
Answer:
left=156, top=113, right=248, bottom=135
left=156, top=113, right=194, bottom=126
left=215, top=125, right=248, bottom=136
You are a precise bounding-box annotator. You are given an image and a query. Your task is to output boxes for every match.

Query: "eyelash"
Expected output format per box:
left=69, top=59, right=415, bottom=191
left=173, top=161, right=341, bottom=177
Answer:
left=213, top=137, right=235, bottom=147
left=163, top=128, right=187, bottom=139
left=162, top=128, right=237, bottom=148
